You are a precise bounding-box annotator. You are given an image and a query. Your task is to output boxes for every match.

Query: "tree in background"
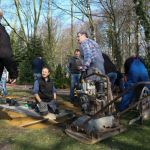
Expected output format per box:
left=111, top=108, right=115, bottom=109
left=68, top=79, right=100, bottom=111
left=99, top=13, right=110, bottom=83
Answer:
left=54, top=64, right=69, bottom=89
left=1, top=0, right=150, bottom=85
left=134, top=0, right=150, bottom=71
left=19, top=36, right=44, bottom=84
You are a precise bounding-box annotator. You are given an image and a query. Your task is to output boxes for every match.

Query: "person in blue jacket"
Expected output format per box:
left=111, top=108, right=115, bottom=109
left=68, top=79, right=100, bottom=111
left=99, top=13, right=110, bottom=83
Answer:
left=118, top=56, right=150, bottom=111
left=32, top=57, right=44, bottom=81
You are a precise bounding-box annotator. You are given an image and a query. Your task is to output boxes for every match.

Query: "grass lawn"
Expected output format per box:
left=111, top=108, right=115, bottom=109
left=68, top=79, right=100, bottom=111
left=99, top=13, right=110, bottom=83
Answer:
left=0, top=87, right=150, bottom=150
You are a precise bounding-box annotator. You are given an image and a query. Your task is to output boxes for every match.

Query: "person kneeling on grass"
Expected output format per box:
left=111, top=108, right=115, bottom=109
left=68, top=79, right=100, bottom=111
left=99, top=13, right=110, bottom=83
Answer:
left=33, top=67, right=59, bottom=115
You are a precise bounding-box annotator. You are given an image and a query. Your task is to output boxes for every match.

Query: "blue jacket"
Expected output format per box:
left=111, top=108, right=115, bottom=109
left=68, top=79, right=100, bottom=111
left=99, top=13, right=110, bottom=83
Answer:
left=32, top=57, right=44, bottom=73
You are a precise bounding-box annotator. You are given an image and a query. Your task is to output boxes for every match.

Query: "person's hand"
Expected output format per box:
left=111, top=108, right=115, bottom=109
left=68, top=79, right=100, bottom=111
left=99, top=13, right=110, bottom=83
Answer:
left=38, top=101, right=47, bottom=111
left=77, top=65, right=87, bottom=71
left=65, top=73, right=69, bottom=78
left=8, top=79, right=17, bottom=84
left=77, top=66, right=83, bottom=70
left=82, top=66, right=87, bottom=72
left=124, top=75, right=128, bottom=82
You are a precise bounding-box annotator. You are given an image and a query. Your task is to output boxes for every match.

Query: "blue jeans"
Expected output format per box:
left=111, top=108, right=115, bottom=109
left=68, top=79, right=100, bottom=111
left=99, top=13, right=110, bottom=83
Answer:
left=107, top=72, right=117, bottom=87
left=70, top=74, right=81, bottom=100
left=33, top=73, right=41, bottom=80
left=0, top=79, right=7, bottom=96
left=118, top=82, right=134, bottom=112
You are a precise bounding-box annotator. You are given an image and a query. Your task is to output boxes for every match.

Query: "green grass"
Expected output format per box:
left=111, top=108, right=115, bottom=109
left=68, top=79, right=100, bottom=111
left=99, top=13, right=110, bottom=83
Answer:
left=0, top=88, right=150, bottom=150
left=1, top=120, right=150, bottom=150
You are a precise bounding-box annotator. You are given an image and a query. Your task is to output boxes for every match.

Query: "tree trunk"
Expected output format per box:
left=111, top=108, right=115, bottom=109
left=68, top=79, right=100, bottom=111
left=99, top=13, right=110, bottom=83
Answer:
left=71, top=0, right=74, bottom=50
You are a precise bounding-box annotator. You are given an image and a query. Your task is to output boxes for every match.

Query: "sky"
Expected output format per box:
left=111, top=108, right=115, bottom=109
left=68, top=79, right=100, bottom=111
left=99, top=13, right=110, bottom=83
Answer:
left=0, top=0, right=82, bottom=29
left=0, top=0, right=100, bottom=30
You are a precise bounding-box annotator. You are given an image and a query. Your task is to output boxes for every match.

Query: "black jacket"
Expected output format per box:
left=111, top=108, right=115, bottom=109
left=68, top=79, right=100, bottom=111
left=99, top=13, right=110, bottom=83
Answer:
left=38, top=77, right=54, bottom=102
left=102, top=53, right=117, bottom=74
left=0, top=23, right=18, bottom=79
left=68, top=56, right=82, bottom=74
left=0, top=23, right=13, bottom=58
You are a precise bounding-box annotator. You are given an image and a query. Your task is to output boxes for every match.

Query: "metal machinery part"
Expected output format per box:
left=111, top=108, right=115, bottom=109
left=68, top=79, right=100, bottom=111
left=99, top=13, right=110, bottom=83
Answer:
left=76, top=73, right=114, bottom=116
left=70, top=115, right=119, bottom=136
left=66, top=81, right=150, bottom=144
left=139, top=86, right=150, bottom=119
left=67, top=73, right=119, bottom=139
left=140, top=86, right=150, bottom=99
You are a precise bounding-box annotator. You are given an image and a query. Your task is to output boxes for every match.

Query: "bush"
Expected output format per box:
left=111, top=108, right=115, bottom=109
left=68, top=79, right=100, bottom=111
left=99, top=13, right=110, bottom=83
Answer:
left=54, top=64, right=69, bottom=88
left=18, top=59, right=33, bottom=84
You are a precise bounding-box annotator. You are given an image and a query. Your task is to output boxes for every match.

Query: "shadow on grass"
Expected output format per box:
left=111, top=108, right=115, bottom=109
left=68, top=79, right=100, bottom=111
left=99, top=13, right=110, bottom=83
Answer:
left=101, top=120, right=150, bottom=150
left=1, top=116, right=150, bottom=150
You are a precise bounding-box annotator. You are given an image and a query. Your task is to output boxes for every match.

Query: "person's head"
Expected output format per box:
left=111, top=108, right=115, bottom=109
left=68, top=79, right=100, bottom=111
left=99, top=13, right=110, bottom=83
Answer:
left=77, top=31, right=88, bottom=44
left=74, top=49, right=80, bottom=57
left=38, top=56, right=42, bottom=60
left=0, top=9, right=3, bottom=22
left=42, top=67, right=50, bottom=79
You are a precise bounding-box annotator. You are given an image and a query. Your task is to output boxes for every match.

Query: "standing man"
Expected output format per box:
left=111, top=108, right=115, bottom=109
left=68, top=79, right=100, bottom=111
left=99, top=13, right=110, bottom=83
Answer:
left=32, top=56, right=44, bottom=81
left=33, top=67, right=59, bottom=115
left=0, top=9, right=18, bottom=83
left=76, top=31, right=105, bottom=94
left=68, top=49, right=82, bottom=102
left=77, top=31, right=105, bottom=75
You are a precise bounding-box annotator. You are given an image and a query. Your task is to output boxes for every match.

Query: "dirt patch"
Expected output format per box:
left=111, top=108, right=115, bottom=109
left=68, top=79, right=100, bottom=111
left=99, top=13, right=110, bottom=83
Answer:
left=0, top=110, right=51, bottom=129
left=0, top=105, right=78, bottom=130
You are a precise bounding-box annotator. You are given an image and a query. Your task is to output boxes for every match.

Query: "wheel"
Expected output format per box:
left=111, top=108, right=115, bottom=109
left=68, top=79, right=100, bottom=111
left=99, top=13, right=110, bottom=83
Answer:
left=140, top=86, right=149, bottom=99
left=139, top=86, right=150, bottom=124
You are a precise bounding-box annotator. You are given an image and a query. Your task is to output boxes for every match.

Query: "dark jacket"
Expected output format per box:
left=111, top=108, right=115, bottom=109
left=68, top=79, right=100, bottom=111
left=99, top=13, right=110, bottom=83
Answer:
left=0, top=23, right=13, bottom=58
left=68, top=56, right=82, bottom=74
left=32, top=57, right=44, bottom=73
left=0, top=23, right=18, bottom=79
left=124, top=56, right=146, bottom=75
left=38, top=77, right=54, bottom=102
left=102, top=53, right=117, bottom=74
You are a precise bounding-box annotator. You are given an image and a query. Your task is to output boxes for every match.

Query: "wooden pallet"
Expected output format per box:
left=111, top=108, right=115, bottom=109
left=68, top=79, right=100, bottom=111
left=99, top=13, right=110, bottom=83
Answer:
left=65, top=125, right=126, bottom=144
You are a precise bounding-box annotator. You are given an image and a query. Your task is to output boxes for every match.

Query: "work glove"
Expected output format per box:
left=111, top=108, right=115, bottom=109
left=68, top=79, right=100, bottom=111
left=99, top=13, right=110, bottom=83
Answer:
left=77, top=66, right=83, bottom=70
left=38, top=101, right=48, bottom=115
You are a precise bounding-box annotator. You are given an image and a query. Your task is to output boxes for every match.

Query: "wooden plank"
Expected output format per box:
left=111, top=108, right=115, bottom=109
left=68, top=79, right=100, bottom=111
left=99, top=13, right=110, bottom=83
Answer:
left=20, top=118, right=48, bottom=127
left=20, top=117, right=58, bottom=127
